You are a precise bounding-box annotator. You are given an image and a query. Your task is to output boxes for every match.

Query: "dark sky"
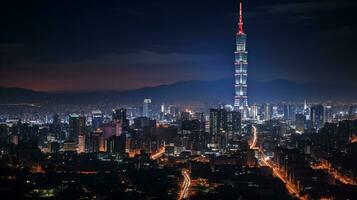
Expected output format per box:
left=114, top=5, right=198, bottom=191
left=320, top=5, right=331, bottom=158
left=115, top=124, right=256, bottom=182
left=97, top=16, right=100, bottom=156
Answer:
left=1, top=0, right=357, bottom=91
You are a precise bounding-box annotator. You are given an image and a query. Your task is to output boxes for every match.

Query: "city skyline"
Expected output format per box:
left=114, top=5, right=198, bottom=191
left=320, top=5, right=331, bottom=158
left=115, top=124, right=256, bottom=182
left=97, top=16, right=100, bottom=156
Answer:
left=0, top=1, right=357, bottom=199
left=1, top=0, right=357, bottom=91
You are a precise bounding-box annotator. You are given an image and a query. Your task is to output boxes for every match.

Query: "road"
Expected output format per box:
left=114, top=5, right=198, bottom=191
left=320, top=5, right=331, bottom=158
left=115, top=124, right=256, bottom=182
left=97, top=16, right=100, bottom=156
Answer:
left=178, top=169, right=191, bottom=200
left=150, top=147, right=165, bottom=160
left=260, top=157, right=303, bottom=199
left=250, top=125, right=258, bottom=150
left=311, top=162, right=357, bottom=185
left=251, top=125, right=306, bottom=200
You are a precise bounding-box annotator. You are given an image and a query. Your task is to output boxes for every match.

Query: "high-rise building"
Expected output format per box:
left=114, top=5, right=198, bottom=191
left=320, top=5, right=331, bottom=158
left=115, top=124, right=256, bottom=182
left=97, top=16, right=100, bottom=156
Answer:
left=69, top=114, right=86, bottom=142
left=181, top=112, right=190, bottom=121
left=234, top=2, right=249, bottom=118
left=181, top=119, right=201, bottom=149
left=53, top=114, right=60, bottom=125
left=78, top=134, right=86, bottom=153
left=88, top=130, right=105, bottom=153
left=310, top=105, right=324, bottom=130
left=92, top=110, right=103, bottom=131
left=303, top=100, right=310, bottom=120
left=227, top=111, right=241, bottom=133
left=112, top=108, right=126, bottom=121
left=209, top=109, right=228, bottom=148
left=193, top=112, right=205, bottom=131
left=161, top=103, right=165, bottom=113
left=250, top=104, right=258, bottom=120
left=264, top=103, right=271, bottom=121
left=209, top=109, right=228, bottom=135
left=324, top=105, right=332, bottom=123
left=143, top=99, right=152, bottom=117
left=51, top=114, right=61, bottom=139
left=284, top=104, right=296, bottom=120
left=106, top=134, right=126, bottom=155
left=112, top=108, right=129, bottom=129
left=49, top=141, right=60, bottom=153
left=295, top=114, right=306, bottom=133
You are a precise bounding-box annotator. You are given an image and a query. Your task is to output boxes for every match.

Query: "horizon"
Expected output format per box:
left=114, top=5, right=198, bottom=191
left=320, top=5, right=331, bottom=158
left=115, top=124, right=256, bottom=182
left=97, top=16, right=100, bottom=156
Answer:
left=1, top=77, right=357, bottom=93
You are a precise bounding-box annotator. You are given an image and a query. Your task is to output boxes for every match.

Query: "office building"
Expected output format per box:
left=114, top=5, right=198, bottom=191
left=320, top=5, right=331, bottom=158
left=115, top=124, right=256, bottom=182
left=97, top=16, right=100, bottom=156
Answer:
left=69, top=114, right=86, bottom=142
left=310, top=105, right=324, bottom=130
left=92, top=110, right=103, bottom=131
left=143, top=99, right=152, bottom=117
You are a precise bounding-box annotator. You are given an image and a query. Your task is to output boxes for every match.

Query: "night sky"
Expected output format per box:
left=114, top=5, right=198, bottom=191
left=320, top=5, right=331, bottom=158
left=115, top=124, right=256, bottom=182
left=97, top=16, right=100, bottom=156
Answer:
left=1, top=0, right=357, bottom=91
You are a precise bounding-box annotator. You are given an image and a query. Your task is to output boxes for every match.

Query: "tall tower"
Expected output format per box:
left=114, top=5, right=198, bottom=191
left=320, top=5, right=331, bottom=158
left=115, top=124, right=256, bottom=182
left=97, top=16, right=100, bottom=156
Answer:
left=143, top=99, right=152, bottom=117
left=234, top=1, right=249, bottom=118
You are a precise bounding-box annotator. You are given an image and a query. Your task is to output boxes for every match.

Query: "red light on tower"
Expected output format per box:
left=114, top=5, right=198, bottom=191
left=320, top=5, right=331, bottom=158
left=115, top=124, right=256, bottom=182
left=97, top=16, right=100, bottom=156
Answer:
left=238, top=1, right=245, bottom=35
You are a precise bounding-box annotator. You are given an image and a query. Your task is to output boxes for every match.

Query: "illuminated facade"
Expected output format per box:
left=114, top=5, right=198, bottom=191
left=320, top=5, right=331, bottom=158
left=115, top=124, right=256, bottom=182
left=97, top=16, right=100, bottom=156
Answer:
left=78, top=134, right=86, bottom=153
left=143, top=98, right=152, bottom=117
left=234, top=2, right=249, bottom=118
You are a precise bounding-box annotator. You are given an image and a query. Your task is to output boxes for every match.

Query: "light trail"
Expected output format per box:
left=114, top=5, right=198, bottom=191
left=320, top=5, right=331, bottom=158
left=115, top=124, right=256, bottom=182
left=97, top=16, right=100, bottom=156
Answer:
left=250, top=125, right=306, bottom=200
left=150, top=147, right=165, bottom=160
left=178, top=169, right=191, bottom=200
left=249, top=125, right=258, bottom=149
left=311, top=162, right=357, bottom=185
left=260, top=158, right=303, bottom=199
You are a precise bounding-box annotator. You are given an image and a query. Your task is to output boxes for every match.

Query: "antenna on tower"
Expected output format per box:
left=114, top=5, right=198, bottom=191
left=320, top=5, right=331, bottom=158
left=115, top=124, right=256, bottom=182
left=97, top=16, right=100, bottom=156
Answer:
left=238, top=1, right=245, bottom=35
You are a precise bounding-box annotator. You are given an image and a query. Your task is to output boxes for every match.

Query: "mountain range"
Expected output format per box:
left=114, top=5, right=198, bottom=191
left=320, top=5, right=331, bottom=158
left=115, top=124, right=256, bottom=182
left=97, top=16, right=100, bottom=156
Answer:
left=0, top=79, right=356, bottom=104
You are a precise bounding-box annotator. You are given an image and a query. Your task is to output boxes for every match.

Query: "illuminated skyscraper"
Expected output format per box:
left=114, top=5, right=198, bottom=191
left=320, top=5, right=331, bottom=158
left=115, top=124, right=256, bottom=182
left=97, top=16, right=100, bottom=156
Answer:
left=264, top=103, right=271, bottom=121
left=78, top=134, right=86, bottom=153
left=310, top=105, right=324, bottom=130
left=143, top=99, right=152, bottom=117
left=92, top=110, right=103, bottom=131
left=234, top=2, right=249, bottom=118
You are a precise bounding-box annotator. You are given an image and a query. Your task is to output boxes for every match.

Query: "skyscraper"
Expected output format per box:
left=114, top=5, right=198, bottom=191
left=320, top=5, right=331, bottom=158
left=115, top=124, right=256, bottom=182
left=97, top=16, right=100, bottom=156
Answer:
left=209, top=109, right=228, bottom=135
left=310, top=105, right=324, bottom=130
left=295, top=114, right=306, bottom=133
left=234, top=2, right=249, bottom=118
left=69, top=114, right=86, bottom=142
left=250, top=104, right=258, bottom=120
left=143, top=99, right=152, bottom=117
left=92, top=110, right=103, bottom=131
left=78, top=134, right=86, bottom=153
left=112, top=108, right=129, bottom=129
left=209, top=108, right=228, bottom=148
left=227, top=110, right=241, bottom=133
left=284, top=104, right=296, bottom=120
left=264, top=103, right=271, bottom=121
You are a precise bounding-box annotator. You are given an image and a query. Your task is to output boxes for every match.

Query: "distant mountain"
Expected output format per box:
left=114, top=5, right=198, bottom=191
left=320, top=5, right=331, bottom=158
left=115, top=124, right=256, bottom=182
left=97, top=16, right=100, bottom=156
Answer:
left=0, top=79, right=356, bottom=104
left=0, top=87, right=52, bottom=103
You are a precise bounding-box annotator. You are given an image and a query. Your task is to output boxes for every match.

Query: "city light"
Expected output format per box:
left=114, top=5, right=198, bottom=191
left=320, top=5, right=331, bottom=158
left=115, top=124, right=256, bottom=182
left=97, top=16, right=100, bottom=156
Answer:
left=0, top=0, right=356, bottom=199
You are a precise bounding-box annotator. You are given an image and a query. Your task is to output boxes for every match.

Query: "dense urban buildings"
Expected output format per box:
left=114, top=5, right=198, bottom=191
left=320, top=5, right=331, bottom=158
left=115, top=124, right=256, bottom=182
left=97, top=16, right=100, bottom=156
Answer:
left=1, top=100, right=356, bottom=199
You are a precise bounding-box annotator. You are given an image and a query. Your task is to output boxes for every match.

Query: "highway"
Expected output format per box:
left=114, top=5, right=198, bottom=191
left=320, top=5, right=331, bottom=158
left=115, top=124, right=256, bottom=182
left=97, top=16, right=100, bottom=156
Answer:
left=178, top=169, right=191, bottom=200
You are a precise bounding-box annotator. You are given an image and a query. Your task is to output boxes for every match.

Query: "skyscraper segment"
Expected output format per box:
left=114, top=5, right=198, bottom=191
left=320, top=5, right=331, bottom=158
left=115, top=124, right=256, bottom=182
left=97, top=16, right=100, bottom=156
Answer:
left=234, top=2, right=249, bottom=118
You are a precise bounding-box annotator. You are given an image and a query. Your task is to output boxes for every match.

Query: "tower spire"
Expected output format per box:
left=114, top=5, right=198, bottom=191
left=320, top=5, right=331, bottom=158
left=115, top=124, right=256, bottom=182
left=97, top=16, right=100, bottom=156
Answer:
left=238, top=1, right=244, bottom=35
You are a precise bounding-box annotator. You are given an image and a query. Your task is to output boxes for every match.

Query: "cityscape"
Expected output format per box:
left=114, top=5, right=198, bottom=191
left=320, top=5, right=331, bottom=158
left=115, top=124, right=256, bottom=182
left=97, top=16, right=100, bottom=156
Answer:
left=1, top=0, right=357, bottom=200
